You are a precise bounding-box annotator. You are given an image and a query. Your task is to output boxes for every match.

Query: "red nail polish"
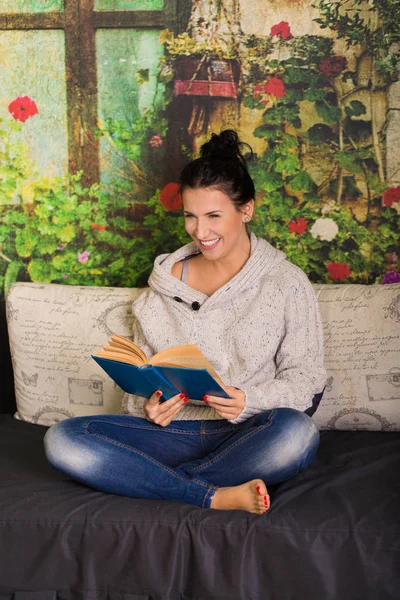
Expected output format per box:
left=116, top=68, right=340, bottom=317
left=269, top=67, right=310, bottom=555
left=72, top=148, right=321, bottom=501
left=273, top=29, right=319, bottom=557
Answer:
left=203, top=395, right=208, bottom=401
left=183, top=397, right=189, bottom=403
left=179, top=393, right=185, bottom=399
left=264, top=495, right=268, bottom=501
left=156, top=390, right=162, bottom=397
left=256, top=485, right=262, bottom=494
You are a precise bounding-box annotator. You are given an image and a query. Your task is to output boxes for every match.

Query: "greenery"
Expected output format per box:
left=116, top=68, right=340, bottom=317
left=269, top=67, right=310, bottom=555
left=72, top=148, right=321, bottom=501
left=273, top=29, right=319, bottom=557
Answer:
left=241, top=8, right=399, bottom=283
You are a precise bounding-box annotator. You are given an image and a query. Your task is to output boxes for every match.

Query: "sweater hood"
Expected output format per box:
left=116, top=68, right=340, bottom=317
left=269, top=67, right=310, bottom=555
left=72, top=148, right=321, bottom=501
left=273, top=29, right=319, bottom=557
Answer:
left=148, top=233, right=287, bottom=312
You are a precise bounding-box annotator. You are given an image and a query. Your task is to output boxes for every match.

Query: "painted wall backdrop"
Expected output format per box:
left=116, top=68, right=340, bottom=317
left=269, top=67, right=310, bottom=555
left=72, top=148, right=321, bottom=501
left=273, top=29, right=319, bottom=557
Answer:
left=0, top=0, right=399, bottom=300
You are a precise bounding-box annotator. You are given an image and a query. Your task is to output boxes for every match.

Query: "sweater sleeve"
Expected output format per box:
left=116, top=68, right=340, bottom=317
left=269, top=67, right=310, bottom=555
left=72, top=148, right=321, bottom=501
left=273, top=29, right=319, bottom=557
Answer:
left=230, top=272, right=327, bottom=424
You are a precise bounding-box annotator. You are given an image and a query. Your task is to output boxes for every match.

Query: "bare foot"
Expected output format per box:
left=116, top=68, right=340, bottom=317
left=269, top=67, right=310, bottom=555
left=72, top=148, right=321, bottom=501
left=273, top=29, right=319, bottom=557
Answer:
left=210, top=479, right=270, bottom=515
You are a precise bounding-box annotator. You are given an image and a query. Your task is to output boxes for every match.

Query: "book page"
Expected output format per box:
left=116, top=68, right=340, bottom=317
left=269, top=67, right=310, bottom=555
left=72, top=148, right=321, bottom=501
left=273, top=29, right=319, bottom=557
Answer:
left=151, top=345, right=224, bottom=386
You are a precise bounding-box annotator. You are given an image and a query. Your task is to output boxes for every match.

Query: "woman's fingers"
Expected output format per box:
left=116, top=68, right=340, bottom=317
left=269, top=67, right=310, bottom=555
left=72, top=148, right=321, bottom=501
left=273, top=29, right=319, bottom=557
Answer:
left=145, top=391, right=188, bottom=426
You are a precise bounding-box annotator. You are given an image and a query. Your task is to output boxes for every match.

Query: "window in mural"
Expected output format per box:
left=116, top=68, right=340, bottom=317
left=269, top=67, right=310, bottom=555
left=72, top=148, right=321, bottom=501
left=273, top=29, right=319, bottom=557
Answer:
left=0, top=0, right=63, bottom=12
left=96, top=29, right=165, bottom=189
left=0, top=30, right=68, bottom=176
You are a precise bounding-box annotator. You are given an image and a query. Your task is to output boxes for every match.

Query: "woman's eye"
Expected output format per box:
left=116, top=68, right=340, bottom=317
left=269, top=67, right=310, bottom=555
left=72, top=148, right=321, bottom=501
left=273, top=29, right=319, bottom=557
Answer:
left=209, top=214, right=220, bottom=218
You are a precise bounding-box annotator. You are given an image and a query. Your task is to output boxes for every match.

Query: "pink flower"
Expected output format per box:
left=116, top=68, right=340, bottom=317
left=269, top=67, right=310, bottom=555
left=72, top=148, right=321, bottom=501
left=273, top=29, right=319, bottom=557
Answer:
left=319, top=56, right=347, bottom=78
left=77, top=250, right=90, bottom=264
left=160, top=183, right=183, bottom=211
left=8, top=96, right=38, bottom=123
left=62, top=274, right=69, bottom=279
left=288, top=217, right=308, bottom=234
left=383, top=186, right=400, bottom=207
left=57, top=243, right=66, bottom=250
left=149, top=134, right=163, bottom=148
left=326, top=261, right=351, bottom=282
left=265, top=77, right=286, bottom=98
left=270, top=22, right=292, bottom=39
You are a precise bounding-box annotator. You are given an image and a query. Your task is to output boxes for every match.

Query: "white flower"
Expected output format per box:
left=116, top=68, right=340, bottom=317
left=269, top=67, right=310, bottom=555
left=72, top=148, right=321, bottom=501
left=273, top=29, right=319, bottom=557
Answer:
left=311, top=218, right=339, bottom=241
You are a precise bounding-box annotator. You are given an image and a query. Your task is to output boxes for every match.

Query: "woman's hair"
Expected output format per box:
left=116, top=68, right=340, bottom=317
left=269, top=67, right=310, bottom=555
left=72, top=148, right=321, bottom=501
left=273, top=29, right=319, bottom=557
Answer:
left=179, top=130, right=255, bottom=210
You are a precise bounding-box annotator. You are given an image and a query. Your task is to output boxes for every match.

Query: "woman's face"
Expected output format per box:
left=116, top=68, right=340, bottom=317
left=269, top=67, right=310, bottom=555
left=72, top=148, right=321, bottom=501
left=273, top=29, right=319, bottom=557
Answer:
left=182, top=187, right=253, bottom=261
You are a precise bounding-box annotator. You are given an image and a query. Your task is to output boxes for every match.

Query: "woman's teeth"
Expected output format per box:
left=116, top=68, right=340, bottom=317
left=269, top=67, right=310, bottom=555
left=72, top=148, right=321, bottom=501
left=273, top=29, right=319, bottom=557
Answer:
left=200, top=238, right=220, bottom=248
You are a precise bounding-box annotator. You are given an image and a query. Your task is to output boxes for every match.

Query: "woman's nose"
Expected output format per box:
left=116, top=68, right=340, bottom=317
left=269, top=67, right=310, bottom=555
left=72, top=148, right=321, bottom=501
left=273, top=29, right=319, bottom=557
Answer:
left=194, top=220, right=210, bottom=239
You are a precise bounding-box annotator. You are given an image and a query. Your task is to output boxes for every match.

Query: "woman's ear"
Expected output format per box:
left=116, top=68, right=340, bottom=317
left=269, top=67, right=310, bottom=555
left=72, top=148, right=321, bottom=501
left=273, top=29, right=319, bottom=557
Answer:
left=242, top=199, right=254, bottom=222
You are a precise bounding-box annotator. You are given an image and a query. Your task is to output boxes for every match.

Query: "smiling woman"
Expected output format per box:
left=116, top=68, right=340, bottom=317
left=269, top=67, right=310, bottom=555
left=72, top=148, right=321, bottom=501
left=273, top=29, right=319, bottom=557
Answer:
left=45, top=129, right=327, bottom=516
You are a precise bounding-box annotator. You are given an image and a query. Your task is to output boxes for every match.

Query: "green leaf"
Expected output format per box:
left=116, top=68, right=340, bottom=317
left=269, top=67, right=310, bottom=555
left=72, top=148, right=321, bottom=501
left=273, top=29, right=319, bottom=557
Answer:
left=253, top=124, right=282, bottom=140
left=306, top=123, right=336, bottom=144
left=109, top=257, right=125, bottom=272
left=315, top=100, right=342, bottom=123
left=15, top=229, right=36, bottom=257
left=27, top=259, right=56, bottom=283
left=275, top=154, right=301, bottom=174
left=345, top=100, right=367, bottom=118
left=4, top=261, right=23, bottom=297
left=262, top=172, right=284, bottom=192
left=334, top=151, right=363, bottom=174
left=288, top=170, right=316, bottom=192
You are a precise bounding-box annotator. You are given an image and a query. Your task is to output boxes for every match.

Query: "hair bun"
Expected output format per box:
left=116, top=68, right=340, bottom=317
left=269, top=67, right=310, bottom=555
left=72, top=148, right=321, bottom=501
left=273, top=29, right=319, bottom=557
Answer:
left=200, top=130, right=250, bottom=161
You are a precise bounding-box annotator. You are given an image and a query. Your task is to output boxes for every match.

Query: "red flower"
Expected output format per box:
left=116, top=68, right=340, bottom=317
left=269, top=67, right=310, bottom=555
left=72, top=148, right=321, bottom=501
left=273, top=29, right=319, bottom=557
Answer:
left=326, top=262, right=351, bottom=282
left=91, top=223, right=107, bottom=230
left=265, top=77, right=286, bottom=98
left=270, top=21, right=292, bottom=39
left=288, top=217, right=308, bottom=234
left=8, top=96, right=38, bottom=123
left=383, top=186, right=400, bottom=207
left=160, top=182, right=182, bottom=211
left=319, top=56, right=347, bottom=78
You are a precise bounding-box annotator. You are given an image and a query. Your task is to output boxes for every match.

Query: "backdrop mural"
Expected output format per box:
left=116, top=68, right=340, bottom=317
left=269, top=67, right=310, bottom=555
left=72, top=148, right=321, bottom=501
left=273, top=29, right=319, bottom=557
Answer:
left=0, top=0, right=399, bottom=300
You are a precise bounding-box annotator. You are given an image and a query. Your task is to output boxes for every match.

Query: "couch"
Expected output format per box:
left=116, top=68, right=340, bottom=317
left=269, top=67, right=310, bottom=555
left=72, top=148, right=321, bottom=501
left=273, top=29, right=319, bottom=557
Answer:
left=0, top=281, right=399, bottom=600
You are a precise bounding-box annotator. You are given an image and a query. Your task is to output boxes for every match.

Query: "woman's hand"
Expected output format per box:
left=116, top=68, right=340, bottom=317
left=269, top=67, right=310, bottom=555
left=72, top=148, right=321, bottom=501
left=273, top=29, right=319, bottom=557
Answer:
left=144, top=391, right=188, bottom=427
left=204, top=386, right=245, bottom=421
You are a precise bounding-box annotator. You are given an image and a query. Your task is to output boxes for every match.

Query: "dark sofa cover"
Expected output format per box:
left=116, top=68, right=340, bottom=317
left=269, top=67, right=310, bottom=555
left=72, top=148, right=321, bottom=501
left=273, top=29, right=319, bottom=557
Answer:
left=1, top=413, right=400, bottom=600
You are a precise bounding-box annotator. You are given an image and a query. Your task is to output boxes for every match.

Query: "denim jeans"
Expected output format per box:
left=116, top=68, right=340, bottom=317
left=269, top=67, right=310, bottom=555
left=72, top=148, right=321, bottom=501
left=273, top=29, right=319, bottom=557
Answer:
left=44, top=407, right=320, bottom=509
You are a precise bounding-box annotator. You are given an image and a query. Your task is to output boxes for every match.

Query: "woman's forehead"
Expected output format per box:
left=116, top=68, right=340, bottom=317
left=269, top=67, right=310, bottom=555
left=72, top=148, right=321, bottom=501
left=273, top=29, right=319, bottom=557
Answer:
left=182, top=187, right=233, bottom=211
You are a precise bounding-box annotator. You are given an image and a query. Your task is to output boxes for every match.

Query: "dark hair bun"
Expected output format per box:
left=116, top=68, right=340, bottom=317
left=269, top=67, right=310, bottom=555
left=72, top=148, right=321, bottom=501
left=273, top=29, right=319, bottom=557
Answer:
left=200, top=130, right=251, bottom=162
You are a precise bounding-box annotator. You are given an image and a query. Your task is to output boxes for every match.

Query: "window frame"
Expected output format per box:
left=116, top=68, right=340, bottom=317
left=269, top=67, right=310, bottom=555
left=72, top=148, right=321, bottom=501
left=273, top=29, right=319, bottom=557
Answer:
left=0, top=0, right=182, bottom=185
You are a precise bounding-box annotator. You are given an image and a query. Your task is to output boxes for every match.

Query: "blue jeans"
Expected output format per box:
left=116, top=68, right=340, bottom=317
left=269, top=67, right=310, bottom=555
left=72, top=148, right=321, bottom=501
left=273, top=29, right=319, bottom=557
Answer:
left=44, top=407, right=320, bottom=509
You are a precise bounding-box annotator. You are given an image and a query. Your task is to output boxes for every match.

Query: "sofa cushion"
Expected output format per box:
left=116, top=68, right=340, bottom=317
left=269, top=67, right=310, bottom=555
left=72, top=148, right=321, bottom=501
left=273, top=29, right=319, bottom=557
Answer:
left=6, top=283, right=144, bottom=426
left=6, top=281, right=400, bottom=430
left=312, top=283, right=400, bottom=431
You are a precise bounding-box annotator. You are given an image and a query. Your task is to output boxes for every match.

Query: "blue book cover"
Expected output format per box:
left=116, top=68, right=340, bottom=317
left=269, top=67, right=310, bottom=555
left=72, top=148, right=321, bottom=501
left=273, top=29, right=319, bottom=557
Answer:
left=91, top=356, right=231, bottom=401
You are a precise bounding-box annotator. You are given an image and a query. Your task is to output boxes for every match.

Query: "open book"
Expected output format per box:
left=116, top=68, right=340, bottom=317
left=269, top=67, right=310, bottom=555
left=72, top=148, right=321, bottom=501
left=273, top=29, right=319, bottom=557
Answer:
left=92, top=334, right=230, bottom=401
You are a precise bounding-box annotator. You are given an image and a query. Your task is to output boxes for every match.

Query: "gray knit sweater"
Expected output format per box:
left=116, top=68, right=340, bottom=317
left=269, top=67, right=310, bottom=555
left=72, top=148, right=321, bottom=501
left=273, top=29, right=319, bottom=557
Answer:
left=122, top=233, right=327, bottom=424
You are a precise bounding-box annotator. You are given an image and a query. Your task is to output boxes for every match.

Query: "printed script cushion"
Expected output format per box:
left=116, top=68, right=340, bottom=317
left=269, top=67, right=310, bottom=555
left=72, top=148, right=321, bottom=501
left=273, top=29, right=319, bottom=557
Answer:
left=6, top=281, right=400, bottom=430
left=6, top=282, right=144, bottom=425
left=312, top=283, right=400, bottom=431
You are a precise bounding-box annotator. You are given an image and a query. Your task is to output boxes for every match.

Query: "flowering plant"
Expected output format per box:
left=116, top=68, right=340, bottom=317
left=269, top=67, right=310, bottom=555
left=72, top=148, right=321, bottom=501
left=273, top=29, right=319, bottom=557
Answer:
left=242, top=11, right=399, bottom=284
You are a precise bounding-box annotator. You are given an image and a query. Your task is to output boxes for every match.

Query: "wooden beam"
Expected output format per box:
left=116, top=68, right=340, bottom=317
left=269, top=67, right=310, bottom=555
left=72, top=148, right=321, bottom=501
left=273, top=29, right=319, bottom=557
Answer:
left=64, top=0, right=84, bottom=178
left=93, top=11, right=164, bottom=28
left=0, top=13, right=64, bottom=29
left=78, top=0, right=100, bottom=185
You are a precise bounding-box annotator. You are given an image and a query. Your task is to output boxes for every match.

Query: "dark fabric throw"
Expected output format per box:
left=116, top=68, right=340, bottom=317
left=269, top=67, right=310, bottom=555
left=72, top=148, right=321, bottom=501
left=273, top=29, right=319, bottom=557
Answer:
left=0, top=414, right=399, bottom=600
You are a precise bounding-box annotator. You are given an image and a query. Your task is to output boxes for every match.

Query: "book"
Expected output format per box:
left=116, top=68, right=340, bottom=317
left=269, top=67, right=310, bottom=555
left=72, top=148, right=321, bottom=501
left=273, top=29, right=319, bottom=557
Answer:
left=92, top=334, right=231, bottom=401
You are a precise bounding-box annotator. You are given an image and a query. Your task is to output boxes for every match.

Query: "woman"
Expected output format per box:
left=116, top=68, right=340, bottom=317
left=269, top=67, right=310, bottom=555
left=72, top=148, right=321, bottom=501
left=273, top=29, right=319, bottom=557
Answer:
left=44, top=130, right=327, bottom=515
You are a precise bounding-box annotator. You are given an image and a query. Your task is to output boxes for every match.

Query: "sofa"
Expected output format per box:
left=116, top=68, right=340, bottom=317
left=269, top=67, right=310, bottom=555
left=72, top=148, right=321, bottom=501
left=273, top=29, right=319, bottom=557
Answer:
left=0, top=281, right=399, bottom=600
